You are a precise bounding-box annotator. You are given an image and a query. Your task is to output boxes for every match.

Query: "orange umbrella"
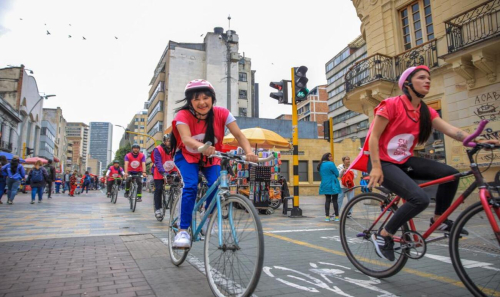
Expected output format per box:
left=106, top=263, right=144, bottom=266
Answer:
left=223, top=127, right=291, bottom=149
left=24, top=157, right=49, bottom=164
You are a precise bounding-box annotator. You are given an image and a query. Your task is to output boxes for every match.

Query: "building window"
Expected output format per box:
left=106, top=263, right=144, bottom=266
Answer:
left=328, top=84, right=345, bottom=98
left=239, top=108, right=247, bottom=117
left=400, top=0, right=434, bottom=50
left=239, top=90, right=247, bottom=99
left=280, top=160, right=289, bottom=182
left=299, top=161, right=308, bottom=182
left=329, top=100, right=344, bottom=112
left=333, top=110, right=359, bottom=124
left=239, top=72, right=247, bottom=82
left=313, top=161, right=321, bottom=181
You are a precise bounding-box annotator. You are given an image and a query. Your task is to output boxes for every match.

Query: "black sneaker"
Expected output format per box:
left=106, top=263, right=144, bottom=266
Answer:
left=430, top=218, right=469, bottom=235
left=371, top=230, right=395, bottom=261
left=124, top=192, right=129, bottom=198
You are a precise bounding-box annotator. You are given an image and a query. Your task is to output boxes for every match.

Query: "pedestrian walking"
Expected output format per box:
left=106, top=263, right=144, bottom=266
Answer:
left=69, top=171, right=77, bottom=196
left=44, top=159, right=56, bottom=198
left=54, top=175, right=62, bottom=194
left=337, top=156, right=357, bottom=218
left=0, top=155, right=8, bottom=204
left=318, top=152, right=342, bottom=222
left=63, top=170, right=71, bottom=194
left=82, top=171, right=91, bottom=193
left=26, top=160, right=49, bottom=204
left=1, top=156, right=26, bottom=204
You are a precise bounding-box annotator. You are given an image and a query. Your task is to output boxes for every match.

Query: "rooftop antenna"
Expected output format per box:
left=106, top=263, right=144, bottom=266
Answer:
left=228, top=14, right=231, bottom=30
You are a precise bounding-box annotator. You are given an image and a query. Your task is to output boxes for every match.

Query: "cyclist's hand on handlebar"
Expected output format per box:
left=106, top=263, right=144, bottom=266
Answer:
left=124, top=173, right=128, bottom=179
left=245, top=153, right=259, bottom=163
left=203, top=145, right=216, bottom=157
left=142, top=172, right=147, bottom=177
left=476, top=139, right=500, bottom=148
left=368, top=168, right=383, bottom=189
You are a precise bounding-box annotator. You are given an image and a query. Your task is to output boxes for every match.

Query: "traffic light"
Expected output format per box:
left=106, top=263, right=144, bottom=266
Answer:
left=293, top=66, right=309, bottom=102
left=269, top=80, right=288, bottom=104
left=124, top=129, right=130, bottom=140
left=25, top=147, right=34, bottom=157
left=323, top=120, right=330, bottom=142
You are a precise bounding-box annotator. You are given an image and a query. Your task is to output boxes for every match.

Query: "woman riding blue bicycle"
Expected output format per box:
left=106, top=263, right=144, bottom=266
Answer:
left=170, top=79, right=258, bottom=248
left=349, top=65, right=500, bottom=261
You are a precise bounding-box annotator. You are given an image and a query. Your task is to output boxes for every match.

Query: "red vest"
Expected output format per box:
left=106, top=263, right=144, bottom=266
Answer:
left=151, top=145, right=178, bottom=179
left=126, top=152, right=145, bottom=172
left=107, top=166, right=124, bottom=181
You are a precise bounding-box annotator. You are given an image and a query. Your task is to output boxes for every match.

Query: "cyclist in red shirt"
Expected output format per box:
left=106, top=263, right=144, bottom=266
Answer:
left=152, top=133, right=178, bottom=218
left=350, top=65, right=499, bottom=261
left=124, top=144, right=146, bottom=202
left=105, top=160, right=124, bottom=197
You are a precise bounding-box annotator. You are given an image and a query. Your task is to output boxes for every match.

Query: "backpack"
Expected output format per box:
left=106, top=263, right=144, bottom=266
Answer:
left=31, top=168, right=44, bottom=183
left=84, top=175, right=91, bottom=183
left=341, top=170, right=355, bottom=189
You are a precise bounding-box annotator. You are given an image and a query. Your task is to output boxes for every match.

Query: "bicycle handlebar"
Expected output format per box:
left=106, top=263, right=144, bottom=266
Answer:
left=463, top=120, right=488, bottom=148
left=198, top=142, right=275, bottom=165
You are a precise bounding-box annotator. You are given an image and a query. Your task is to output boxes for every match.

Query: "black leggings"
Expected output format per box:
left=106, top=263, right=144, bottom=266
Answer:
left=126, top=174, right=143, bottom=197
left=325, top=194, right=339, bottom=217
left=368, top=157, right=459, bottom=235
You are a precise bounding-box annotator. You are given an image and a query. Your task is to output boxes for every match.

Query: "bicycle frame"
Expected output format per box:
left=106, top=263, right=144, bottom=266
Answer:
left=369, top=150, right=500, bottom=245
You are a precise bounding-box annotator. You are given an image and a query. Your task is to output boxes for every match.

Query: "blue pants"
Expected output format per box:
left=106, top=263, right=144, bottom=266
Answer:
left=31, top=186, right=44, bottom=201
left=0, top=179, right=6, bottom=200
left=55, top=183, right=61, bottom=193
left=338, top=187, right=354, bottom=215
left=6, top=178, right=21, bottom=201
left=64, top=181, right=70, bottom=192
left=175, top=152, right=220, bottom=229
left=82, top=182, right=90, bottom=193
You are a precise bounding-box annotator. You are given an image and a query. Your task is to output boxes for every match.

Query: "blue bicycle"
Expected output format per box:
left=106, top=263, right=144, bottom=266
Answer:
left=168, top=143, right=271, bottom=297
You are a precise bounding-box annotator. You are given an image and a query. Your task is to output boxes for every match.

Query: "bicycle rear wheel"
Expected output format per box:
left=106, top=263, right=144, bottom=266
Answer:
left=168, top=196, right=189, bottom=266
left=339, top=193, right=409, bottom=278
left=204, top=194, right=264, bottom=297
left=450, top=199, right=500, bottom=297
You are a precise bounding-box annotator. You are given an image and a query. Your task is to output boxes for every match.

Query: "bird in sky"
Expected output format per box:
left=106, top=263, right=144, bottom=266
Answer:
left=82, top=36, right=86, bottom=40
left=200, top=34, right=204, bottom=37
left=19, top=18, right=23, bottom=20
left=68, top=35, right=72, bottom=38
left=46, top=30, right=51, bottom=35
left=115, top=36, right=118, bottom=39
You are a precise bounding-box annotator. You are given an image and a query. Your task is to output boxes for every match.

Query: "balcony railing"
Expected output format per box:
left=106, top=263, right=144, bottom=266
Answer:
left=445, top=0, right=500, bottom=53
left=394, top=39, right=438, bottom=80
left=345, top=54, right=395, bottom=92
left=345, top=40, right=439, bottom=93
left=0, top=141, right=13, bottom=152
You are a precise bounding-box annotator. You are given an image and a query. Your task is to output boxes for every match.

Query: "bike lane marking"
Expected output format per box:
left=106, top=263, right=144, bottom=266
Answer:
left=264, top=232, right=467, bottom=290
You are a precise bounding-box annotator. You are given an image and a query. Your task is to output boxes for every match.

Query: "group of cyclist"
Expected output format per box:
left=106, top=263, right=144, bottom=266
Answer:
left=105, top=66, right=499, bottom=256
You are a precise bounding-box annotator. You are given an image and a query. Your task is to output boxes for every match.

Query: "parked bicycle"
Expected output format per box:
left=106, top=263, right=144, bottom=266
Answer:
left=156, top=173, right=182, bottom=222
left=339, top=120, right=500, bottom=297
left=168, top=143, right=272, bottom=297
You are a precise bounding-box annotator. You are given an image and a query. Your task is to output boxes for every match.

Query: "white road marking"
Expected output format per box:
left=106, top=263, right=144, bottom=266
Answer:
left=264, top=228, right=336, bottom=234
left=425, top=253, right=500, bottom=272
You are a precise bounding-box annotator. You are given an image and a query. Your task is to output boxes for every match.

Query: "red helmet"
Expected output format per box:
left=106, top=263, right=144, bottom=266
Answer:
left=184, top=79, right=215, bottom=95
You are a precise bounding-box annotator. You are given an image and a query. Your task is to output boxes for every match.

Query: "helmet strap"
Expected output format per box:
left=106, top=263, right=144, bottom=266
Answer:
left=408, top=83, right=426, bottom=98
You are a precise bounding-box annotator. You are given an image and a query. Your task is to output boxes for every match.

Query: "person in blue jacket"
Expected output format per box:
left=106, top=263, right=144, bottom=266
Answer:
left=1, top=155, right=26, bottom=205
left=318, top=152, right=342, bottom=222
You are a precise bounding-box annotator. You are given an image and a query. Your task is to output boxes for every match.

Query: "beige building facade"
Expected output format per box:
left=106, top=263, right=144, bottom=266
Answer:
left=345, top=0, right=500, bottom=180
left=66, top=122, right=89, bottom=173
left=43, top=107, right=68, bottom=173
left=87, top=156, right=102, bottom=176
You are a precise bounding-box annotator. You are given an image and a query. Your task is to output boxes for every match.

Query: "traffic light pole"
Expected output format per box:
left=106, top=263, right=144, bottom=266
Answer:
left=289, top=68, right=303, bottom=218
left=330, top=117, right=334, bottom=159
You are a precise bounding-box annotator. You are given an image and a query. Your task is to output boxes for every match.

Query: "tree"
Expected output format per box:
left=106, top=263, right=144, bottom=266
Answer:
left=107, top=143, right=131, bottom=169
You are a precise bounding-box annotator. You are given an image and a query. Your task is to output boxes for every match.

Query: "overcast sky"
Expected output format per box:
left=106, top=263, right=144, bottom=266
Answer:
left=0, top=0, right=361, bottom=157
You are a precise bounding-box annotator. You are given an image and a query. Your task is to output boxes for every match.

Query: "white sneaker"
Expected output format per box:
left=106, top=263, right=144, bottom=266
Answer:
left=202, top=218, right=218, bottom=236
left=172, top=231, right=191, bottom=248
left=155, top=209, right=162, bottom=218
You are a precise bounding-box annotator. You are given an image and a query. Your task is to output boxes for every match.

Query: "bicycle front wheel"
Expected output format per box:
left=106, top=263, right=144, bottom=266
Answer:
left=112, top=186, right=118, bottom=204
left=130, top=185, right=137, bottom=212
left=450, top=199, right=500, bottom=297
left=204, top=194, right=264, bottom=297
left=339, top=193, right=409, bottom=278
left=168, top=196, right=189, bottom=266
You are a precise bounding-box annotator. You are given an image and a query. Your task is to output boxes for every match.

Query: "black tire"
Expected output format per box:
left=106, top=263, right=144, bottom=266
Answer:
left=157, top=190, right=167, bottom=222
left=449, top=199, right=500, bottom=297
left=204, top=194, right=264, bottom=297
left=269, top=199, right=281, bottom=210
left=168, top=197, right=189, bottom=266
left=130, top=184, right=137, bottom=212
left=339, top=192, right=409, bottom=278
left=112, top=185, right=118, bottom=204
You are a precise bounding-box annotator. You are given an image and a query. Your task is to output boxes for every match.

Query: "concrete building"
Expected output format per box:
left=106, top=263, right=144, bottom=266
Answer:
left=43, top=107, right=68, bottom=173
left=89, top=122, right=113, bottom=167
left=0, top=65, right=46, bottom=157
left=66, top=122, right=89, bottom=173
left=297, top=85, right=329, bottom=138
left=39, top=120, right=56, bottom=161
left=145, top=27, right=256, bottom=153
left=119, top=110, right=148, bottom=149
left=325, top=36, right=368, bottom=143
left=346, top=0, right=500, bottom=179
left=87, top=155, right=102, bottom=176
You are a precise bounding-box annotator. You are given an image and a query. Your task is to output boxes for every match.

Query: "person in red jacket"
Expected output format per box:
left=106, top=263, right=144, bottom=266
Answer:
left=69, top=171, right=77, bottom=197
left=105, top=160, right=124, bottom=197
left=124, top=144, right=146, bottom=202
left=152, top=133, right=179, bottom=218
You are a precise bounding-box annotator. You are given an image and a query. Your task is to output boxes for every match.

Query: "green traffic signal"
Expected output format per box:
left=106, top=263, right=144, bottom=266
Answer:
left=296, top=88, right=309, bottom=100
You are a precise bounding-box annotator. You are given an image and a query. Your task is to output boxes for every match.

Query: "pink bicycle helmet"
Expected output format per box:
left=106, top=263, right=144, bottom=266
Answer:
left=184, top=79, right=215, bottom=95
left=398, top=65, right=430, bottom=90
